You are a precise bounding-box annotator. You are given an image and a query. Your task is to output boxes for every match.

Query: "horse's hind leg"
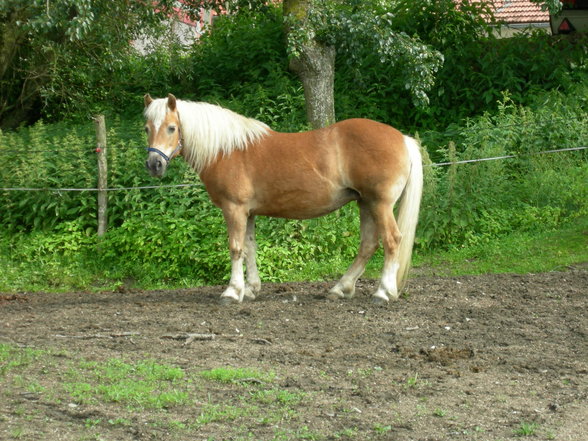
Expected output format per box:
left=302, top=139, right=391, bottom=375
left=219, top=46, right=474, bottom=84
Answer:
left=328, top=203, right=379, bottom=300
left=244, top=215, right=261, bottom=300
left=220, top=204, right=248, bottom=304
left=371, top=200, right=403, bottom=304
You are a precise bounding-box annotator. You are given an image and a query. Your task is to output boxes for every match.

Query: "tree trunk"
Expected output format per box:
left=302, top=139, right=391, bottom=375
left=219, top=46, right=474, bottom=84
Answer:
left=283, top=0, right=336, bottom=129
left=289, top=42, right=336, bottom=129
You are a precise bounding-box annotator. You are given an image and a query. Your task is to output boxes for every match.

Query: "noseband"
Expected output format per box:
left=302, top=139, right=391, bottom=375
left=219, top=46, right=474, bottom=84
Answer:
left=147, top=143, right=182, bottom=163
left=146, top=125, right=183, bottom=164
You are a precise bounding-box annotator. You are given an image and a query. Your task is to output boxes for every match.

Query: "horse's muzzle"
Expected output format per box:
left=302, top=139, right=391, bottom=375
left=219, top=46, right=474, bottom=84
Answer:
left=146, top=154, right=167, bottom=178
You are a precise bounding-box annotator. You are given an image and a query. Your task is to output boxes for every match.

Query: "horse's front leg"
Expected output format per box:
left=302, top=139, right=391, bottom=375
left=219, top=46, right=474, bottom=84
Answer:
left=244, top=215, right=261, bottom=300
left=220, top=204, right=248, bottom=304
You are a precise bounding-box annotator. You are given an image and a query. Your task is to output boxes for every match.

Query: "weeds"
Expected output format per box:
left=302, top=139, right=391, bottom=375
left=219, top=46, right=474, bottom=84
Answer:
left=0, top=344, right=46, bottom=375
left=199, top=367, right=275, bottom=384
left=403, top=373, right=430, bottom=389
left=373, top=423, right=392, bottom=434
left=433, top=408, right=447, bottom=417
left=1, top=79, right=587, bottom=292
left=65, top=358, right=189, bottom=409
left=514, top=422, right=539, bottom=437
left=1, top=344, right=317, bottom=438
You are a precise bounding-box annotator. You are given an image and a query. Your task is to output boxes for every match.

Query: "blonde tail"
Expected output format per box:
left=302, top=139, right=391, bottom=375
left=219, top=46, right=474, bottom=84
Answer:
left=396, top=135, right=423, bottom=292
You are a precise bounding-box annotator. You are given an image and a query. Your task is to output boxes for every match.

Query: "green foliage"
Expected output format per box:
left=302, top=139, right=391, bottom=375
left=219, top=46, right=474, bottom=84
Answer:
left=0, top=80, right=588, bottom=290
left=103, top=6, right=307, bottom=132
left=0, top=121, right=97, bottom=230
left=65, top=358, right=189, bottom=409
left=99, top=209, right=229, bottom=285
left=1, top=2, right=587, bottom=291
left=417, top=88, right=588, bottom=250
left=1, top=81, right=587, bottom=291
left=392, top=0, right=498, bottom=49
left=426, top=32, right=587, bottom=129
left=335, top=6, right=588, bottom=131
left=0, top=0, right=185, bottom=127
left=414, top=216, right=588, bottom=277
left=531, top=0, right=562, bottom=13
left=199, top=367, right=275, bottom=384
left=514, top=422, right=540, bottom=437
left=255, top=211, right=359, bottom=282
left=0, top=344, right=45, bottom=376
left=0, top=117, right=148, bottom=231
left=185, top=7, right=307, bottom=132
left=286, top=0, right=443, bottom=106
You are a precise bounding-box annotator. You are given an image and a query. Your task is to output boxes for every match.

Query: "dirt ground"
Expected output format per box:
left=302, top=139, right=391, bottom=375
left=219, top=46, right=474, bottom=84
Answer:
left=1, top=265, right=587, bottom=441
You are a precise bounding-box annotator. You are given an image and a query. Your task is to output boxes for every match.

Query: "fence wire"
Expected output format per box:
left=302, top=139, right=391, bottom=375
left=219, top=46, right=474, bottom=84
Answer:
left=0, top=146, right=586, bottom=193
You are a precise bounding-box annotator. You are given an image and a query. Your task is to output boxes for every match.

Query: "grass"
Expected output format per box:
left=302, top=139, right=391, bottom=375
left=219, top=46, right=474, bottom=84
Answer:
left=433, top=408, right=447, bottom=417
left=0, top=344, right=46, bottom=374
left=411, top=217, right=588, bottom=277
left=0, top=345, right=312, bottom=439
left=65, top=358, right=189, bottom=409
left=514, top=422, right=539, bottom=437
left=199, top=367, right=275, bottom=384
left=0, top=215, right=585, bottom=293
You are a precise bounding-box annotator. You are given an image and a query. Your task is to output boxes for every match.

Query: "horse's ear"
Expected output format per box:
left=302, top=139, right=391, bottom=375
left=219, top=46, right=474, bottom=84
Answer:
left=167, top=94, right=177, bottom=112
left=144, top=94, right=153, bottom=108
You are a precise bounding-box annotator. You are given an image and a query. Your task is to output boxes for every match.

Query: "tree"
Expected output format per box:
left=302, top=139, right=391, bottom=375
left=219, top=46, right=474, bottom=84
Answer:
left=213, top=0, right=563, bottom=129
left=0, top=0, right=183, bottom=128
left=531, top=0, right=562, bottom=14
left=283, top=0, right=446, bottom=128
left=283, top=0, right=336, bottom=128
left=173, top=0, right=445, bottom=129
left=1, top=0, right=563, bottom=129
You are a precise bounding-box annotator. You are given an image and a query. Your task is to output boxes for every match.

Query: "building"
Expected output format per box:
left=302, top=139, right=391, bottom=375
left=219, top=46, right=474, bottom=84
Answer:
left=489, top=0, right=551, bottom=35
left=478, top=0, right=588, bottom=36
left=132, top=6, right=216, bottom=54
left=550, top=0, right=588, bottom=34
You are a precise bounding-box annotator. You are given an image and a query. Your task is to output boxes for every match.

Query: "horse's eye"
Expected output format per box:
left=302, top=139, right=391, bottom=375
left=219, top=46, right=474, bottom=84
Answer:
left=167, top=126, right=176, bottom=134
left=144, top=126, right=149, bottom=134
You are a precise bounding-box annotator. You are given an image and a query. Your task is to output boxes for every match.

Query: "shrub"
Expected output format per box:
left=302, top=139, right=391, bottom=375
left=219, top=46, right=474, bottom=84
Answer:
left=417, top=87, right=588, bottom=250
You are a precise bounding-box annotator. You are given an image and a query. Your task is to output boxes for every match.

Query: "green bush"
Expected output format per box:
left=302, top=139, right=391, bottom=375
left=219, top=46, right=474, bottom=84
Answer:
left=0, top=121, right=97, bottom=231
left=417, top=88, right=588, bottom=250
left=335, top=1, right=588, bottom=132
left=1, top=81, right=587, bottom=287
left=1, top=4, right=587, bottom=289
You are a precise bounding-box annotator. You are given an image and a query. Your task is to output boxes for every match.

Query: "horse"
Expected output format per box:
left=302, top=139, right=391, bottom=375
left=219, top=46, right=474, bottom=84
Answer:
left=144, top=93, right=423, bottom=305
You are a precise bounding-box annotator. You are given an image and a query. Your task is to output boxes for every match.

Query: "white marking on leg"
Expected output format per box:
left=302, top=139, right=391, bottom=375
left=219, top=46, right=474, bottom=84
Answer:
left=222, top=254, right=245, bottom=302
left=220, top=206, right=248, bottom=303
left=373, top=262, right=400, bottom=302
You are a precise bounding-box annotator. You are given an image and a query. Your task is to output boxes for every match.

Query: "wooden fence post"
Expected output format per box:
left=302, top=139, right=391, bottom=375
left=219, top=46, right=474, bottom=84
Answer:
left=94, top=115, right=108, bottom=236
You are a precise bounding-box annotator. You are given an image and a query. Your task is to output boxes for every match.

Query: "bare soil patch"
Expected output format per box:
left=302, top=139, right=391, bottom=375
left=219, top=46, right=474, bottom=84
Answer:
left=1, top=266, right=587, bottom=440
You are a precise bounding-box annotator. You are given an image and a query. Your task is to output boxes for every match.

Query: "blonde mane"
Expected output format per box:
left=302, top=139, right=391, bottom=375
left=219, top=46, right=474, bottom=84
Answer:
left=144, top=98, right=270, bottom=173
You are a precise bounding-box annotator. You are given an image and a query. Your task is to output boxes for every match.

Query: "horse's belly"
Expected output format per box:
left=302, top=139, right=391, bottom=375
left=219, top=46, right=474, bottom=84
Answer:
left=252, top=187, right=359, bottom=220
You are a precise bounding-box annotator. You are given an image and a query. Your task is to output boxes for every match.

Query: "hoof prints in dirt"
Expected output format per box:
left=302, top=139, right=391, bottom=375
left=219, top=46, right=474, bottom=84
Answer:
left=1, top=266, right=587, bottom=440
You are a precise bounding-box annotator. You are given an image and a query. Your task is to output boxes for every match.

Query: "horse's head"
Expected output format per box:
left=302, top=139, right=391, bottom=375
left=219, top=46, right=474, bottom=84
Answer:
left=144, top=93, right=183, bottom=178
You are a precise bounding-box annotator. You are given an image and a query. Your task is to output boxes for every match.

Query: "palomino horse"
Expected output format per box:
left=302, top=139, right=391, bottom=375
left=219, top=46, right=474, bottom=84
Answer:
left=144, top=93, right=423, bottom=304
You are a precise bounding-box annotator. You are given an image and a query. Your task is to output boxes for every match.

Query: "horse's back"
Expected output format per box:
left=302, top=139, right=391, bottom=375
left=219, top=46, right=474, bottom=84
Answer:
left=201, top=118, right=412, bottom=218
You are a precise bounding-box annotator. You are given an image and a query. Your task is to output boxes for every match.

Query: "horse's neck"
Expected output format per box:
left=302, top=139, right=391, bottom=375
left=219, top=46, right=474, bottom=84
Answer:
left=180, top=102, right=269, bottom=174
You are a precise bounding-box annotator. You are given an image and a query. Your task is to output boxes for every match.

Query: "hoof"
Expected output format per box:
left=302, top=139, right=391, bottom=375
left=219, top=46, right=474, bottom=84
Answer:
left=326, top=288, right=345, bottom=301
left=327, top=284, right=355, bottom=300
left=371, top=295, right=389, bottom=306
left=220, top=295, right=240, bottom=305
left=244, top=287, right=257, bottom=300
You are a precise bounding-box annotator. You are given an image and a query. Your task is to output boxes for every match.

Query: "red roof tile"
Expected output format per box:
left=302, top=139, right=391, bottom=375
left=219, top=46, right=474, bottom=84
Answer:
left=484, top=0, right=550, bottom=24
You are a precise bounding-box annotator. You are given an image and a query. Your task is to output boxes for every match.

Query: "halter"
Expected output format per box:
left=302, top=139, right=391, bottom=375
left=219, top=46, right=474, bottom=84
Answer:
left=146, top=121, right=184, bottom=164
